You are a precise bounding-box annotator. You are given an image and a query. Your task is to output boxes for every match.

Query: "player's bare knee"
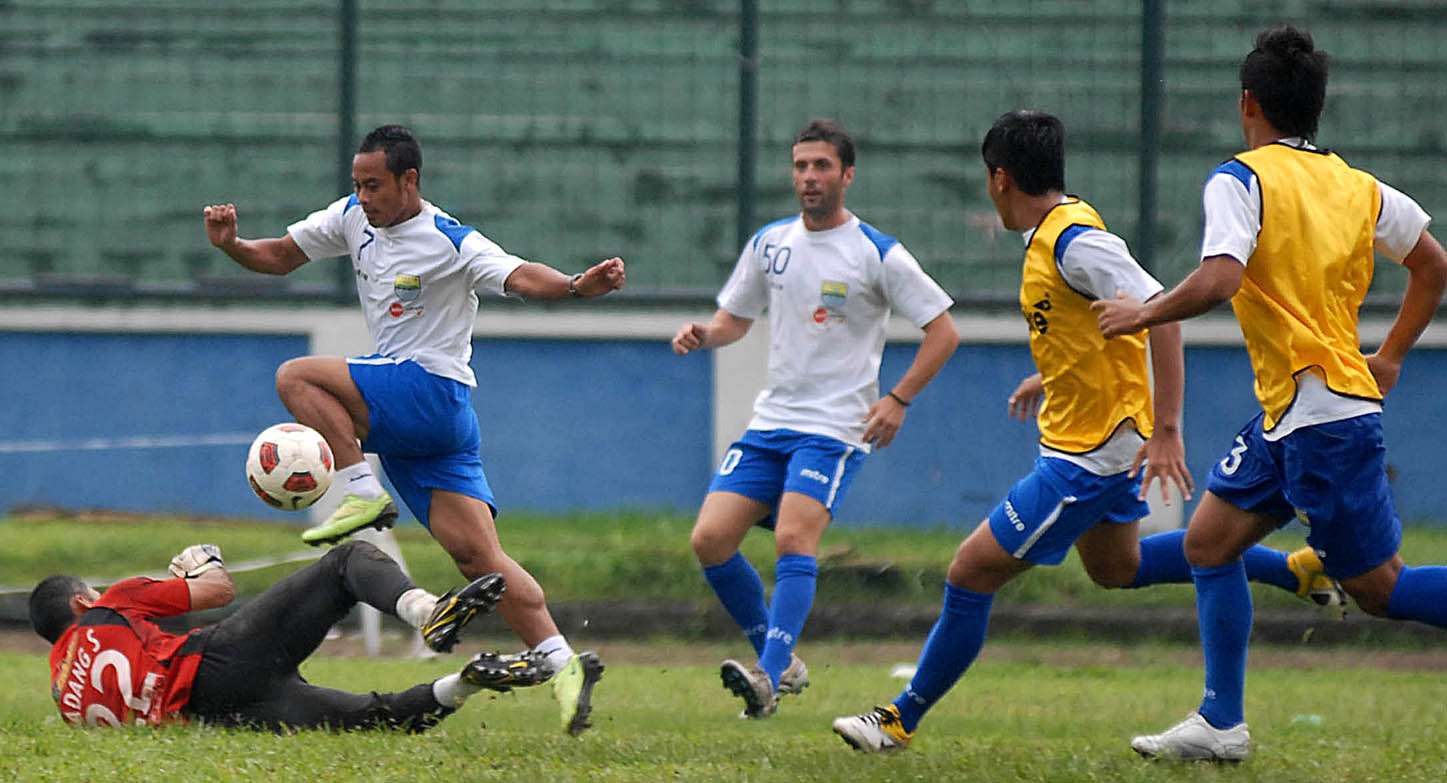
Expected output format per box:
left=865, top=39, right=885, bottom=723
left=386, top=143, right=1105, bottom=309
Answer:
left=773, top=529, right=815, bottom=558
left=443, top=543, right=502, bottom=579
left=690, top=522, right=740, bottom=566
left=1181, top=531, right=1229, bottom=568
left=274, top=358, right=311, bottom=401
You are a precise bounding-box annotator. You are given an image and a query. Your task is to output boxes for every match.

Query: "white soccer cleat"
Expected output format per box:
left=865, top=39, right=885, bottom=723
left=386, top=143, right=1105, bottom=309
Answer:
left=1131, top=712, right=1250, bottom=762
left=833, top=704, right=914, bottom=752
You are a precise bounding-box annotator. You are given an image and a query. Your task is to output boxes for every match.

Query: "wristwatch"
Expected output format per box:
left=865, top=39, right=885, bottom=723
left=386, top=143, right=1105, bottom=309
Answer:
left=568, top=273, right=584, bottom=298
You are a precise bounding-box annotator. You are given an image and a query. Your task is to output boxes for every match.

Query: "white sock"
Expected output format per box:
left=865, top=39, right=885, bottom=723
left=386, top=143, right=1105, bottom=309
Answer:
left=432, top=673, right=481, bottom=709
left=335, top=461, right=385, bottom=500
left=532, top=634, right=575, bottom=674
left=394, top=588, right=437, bottom=630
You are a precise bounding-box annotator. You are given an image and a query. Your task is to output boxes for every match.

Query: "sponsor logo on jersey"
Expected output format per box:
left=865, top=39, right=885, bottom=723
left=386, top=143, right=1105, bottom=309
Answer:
left=799, top=467, right=830, bottom=484
left=389, top=302, right=404, bottom=317
left=394, top=274, right=421, bottom=302
left=1004, top=499, right=1025, bottom=531
left=816, top=280, right=848, bottom=324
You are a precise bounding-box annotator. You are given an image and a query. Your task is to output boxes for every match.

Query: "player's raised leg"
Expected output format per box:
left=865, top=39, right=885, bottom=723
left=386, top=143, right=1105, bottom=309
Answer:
left=1076, top=523, right=1345, bottom=615
left=277, top=356, right=398, bottom=545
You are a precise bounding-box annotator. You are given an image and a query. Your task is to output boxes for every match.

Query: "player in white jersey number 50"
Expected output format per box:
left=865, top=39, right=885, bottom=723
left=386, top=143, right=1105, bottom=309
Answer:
left=203, top=125, right=616, bottom=735
left=673, top=118, right=960, bottom=719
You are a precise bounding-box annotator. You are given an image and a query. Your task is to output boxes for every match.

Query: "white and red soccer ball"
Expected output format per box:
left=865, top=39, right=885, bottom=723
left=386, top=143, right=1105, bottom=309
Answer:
left=245, top=423, right=334, bottom=510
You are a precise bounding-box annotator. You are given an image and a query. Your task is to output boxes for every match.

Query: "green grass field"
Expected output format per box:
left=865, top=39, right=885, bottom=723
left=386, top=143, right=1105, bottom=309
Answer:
left=2, top=640, right=1446, bottom=782
left=4, top=513, right=1447, bottom=781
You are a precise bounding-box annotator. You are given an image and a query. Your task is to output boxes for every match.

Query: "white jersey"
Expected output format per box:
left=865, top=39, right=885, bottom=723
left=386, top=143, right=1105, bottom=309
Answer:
left=287, top=196, right=526, bottom=387
left=718, top=213, right=953, bottom=450
left=1021, top=213, right=1164, bottom=475
left=1198, top=138, right=1433, bottom=439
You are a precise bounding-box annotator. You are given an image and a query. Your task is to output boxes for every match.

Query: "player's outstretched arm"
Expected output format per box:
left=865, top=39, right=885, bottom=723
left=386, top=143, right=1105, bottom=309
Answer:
left=505, top=257, right=626, bottom=300
left=203, top=203, right=309, bottom=276
left=1093, top=256, right=1243, bottom=338
left=862, top=311, right=959, bottom=448
left=1367, top=229, right=1447, bottom=395
left=672, top=308, right=753, bottom=355
left=1134, top=318, right=1192, bottom=504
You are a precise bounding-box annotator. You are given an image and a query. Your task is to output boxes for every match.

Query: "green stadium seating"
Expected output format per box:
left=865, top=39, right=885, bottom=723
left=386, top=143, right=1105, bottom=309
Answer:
left=1, top=0, right=1442, bottom=300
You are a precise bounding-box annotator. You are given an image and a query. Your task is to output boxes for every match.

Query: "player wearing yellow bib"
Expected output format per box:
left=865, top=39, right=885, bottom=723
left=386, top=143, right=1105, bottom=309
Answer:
left=833, top=110, right=1334, bottom=753
left=1097, top=26, right=1447, bottom=761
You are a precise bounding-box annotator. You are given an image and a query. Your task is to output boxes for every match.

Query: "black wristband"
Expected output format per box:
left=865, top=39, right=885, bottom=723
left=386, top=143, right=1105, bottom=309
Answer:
left=887, top=391, right=911, bottom=407
left=568, top=273, right=585, bottom=298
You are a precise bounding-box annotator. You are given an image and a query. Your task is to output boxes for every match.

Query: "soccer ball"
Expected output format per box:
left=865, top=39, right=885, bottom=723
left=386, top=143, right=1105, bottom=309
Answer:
left=245, top=423, right=335, bottom=510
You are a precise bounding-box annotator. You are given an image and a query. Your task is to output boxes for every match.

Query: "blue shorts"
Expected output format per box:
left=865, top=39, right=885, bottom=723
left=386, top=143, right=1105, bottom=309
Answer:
left=707, top=429, right=867, bottom=529
left=348, top=356, right=496, bottom=528
left=1205, top=411, right=1399, bottom=580
left=987, top=457, right=1150, bottom=566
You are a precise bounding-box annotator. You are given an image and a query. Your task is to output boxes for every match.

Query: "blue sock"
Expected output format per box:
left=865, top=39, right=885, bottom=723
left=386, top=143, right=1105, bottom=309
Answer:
left=759, top=554, right=817, bottom=689
left=1388, top=566, right=1447, bottom=628
left=702, top=552, right=769, bottom=655
left=1127, top=530, right=1189, bottom=587
left=1193, top=560, right=1251, bottom=729
left=892, top=582, right=993, bottom=733
left=1241, top=546, right=1296, bottom=593
left=1127, top=529, right=1297, bottom=593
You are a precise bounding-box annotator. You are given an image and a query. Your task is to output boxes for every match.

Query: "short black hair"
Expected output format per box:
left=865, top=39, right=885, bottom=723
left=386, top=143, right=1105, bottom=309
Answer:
left=358, top=124, right=423, bottom=181
left=981, top=110, right=1066, bottom=196
left=1240, top=25, right=1329, bottom=140
left=29, top=575, right=88, bottom=644
left=794, top=118, right=856, bottom=168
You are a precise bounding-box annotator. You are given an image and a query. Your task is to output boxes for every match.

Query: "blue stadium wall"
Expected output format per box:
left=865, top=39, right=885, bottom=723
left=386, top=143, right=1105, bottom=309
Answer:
left=3, top=324, right=1446, bottom=527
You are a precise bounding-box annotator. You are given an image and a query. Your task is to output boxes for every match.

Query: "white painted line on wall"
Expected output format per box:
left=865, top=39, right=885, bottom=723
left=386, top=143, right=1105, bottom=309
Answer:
left=0, top=432, right=257, bottom=454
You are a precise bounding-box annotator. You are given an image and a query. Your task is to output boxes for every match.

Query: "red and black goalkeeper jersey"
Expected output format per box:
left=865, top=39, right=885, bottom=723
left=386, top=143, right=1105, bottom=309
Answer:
left=48, top=576, right=204, bottom=726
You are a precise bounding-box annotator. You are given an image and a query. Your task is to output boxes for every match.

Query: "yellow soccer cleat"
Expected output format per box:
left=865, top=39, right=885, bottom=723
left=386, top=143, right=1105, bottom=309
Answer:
left=300, top=492, right=399, bottom=546
left=1286, top=546, right=1348, bottom=620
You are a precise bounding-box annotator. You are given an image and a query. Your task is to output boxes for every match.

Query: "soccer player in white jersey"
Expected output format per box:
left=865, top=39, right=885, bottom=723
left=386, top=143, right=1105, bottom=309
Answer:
left=202, top=125, right=614, bottom=735
left=833, top=110, right=1344, bottom=753
left=1095, top=27, right=1447, bottom=761
left=672, top=118, right=961, bottom=718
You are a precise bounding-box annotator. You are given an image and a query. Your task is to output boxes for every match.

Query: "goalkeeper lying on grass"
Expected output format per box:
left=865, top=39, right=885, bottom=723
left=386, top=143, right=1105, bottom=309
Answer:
left=28, top=540, right=525, bottom=731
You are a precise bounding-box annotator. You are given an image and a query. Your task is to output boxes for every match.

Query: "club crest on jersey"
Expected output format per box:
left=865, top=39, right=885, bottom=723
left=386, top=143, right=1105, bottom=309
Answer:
left=394, top=274, right=422, bottom=302
left=814, top=280, right=848, bottom=324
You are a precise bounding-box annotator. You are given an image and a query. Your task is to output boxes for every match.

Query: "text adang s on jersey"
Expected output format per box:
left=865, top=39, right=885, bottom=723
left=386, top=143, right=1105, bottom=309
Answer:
left=49, top=577, right=204, bottom=726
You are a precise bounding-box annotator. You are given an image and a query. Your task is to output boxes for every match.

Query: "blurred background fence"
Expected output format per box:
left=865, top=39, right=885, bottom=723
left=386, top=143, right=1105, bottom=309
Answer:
left=3, top=0, right=1445, bottom=306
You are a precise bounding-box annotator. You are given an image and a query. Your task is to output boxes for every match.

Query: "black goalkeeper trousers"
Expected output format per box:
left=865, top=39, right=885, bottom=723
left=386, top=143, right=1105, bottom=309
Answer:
left=184, top=540, right=451, bottom=732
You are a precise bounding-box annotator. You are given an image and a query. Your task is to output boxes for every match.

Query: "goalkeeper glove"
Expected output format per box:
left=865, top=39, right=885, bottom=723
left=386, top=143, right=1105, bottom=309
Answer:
left=168, top=544, right=224, bottom=579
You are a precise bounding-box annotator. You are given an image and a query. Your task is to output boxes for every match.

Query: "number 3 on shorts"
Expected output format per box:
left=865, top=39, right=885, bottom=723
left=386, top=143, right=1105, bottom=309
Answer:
left=1219, top=435, right=1249, bottom=475
left=718, top=448, right=743, bottom=476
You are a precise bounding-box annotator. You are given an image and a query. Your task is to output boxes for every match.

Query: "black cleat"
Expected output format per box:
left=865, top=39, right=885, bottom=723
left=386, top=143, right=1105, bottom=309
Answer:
left=422, top=572, right=506, bottom=653
left=460, top=650, right=552, bottom=692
